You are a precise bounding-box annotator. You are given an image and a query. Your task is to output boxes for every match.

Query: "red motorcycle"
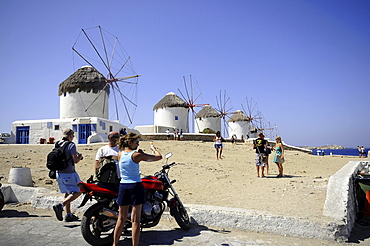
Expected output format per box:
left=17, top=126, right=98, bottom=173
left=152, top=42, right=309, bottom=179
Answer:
left=77, top=153, right=190, bottom=246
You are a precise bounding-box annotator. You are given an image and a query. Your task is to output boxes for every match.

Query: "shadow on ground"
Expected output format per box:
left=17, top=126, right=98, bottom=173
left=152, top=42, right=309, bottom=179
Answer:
left=0, top=209, right=52, bottom=218
left=118, top=225, right=230, bottom=246
left=347, top=221, right=370, bottom=243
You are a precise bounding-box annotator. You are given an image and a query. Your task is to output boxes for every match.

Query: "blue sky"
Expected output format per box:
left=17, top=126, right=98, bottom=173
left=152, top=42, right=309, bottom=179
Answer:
left=1, top=0, right=369, bottom=148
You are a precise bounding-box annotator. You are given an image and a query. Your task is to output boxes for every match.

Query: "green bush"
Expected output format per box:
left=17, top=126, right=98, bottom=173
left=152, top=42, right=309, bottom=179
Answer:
left=201, top=128, right=216, bottom=134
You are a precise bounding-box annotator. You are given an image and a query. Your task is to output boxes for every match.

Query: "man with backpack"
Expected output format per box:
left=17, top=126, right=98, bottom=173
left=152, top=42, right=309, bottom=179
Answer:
left=253, top=132, right=267, bottom=178
left=52, top=128, right=83, bottom=222
left=94, top=131, right=121, bottom=190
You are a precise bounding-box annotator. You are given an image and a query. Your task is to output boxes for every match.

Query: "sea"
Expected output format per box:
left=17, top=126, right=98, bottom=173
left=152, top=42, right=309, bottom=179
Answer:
left=311, top=148, right=368, bottom=157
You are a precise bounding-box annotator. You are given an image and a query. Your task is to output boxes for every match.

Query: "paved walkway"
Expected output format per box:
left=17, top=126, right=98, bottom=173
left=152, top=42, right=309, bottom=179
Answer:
left=1, top=205, right=370, bottom=246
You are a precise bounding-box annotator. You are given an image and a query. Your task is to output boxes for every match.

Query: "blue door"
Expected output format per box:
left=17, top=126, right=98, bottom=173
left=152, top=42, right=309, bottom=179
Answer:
left=79, top=124, right=93, bottom=144
left=16, top=126, right=30, bottom=144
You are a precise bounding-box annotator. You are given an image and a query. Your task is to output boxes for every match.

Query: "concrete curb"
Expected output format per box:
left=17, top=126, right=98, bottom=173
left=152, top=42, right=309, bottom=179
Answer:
left=187, top=204, right=345, bottom=241
left=1, top=183, right=345, bottom=242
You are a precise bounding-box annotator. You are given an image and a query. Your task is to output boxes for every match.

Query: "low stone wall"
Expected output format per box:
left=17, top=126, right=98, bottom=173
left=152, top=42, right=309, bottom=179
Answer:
left=323, top=161, right=370, bottom=239
left=140, top=133, right=215, bottom=142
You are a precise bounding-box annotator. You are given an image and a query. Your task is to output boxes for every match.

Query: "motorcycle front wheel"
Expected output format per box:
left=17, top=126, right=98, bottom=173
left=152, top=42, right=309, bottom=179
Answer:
left=170, top=200, right=190, bottom=230
left=81, top=203, right=116, bottom=246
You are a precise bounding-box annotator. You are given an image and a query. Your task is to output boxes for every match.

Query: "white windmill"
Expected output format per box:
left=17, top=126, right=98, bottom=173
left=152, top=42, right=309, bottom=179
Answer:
left=59, top=66, right=109, bottom=119
left=70, top=26, right=140, bottom=125
left=153, top=92, right=189, bottom=132
left=194, top=105, right=221, bottom=134
left=227, top=110, right=251, bottom=139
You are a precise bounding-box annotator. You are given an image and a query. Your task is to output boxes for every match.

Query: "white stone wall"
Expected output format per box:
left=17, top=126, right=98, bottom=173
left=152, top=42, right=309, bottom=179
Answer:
left=10, top=119, right=79, bottom=144
left=135, top=125, right=174, bottom=134
left=154, top=107, right=188, bottom=132
left=60, top=90, right=109, bottom=119
left=195, top=117, right=221, bottom=133
left=10, top=117, right=138, bottom=144
left=228, top=121, right=250, bottom=139
left=323, top=161, right=370, bottom=238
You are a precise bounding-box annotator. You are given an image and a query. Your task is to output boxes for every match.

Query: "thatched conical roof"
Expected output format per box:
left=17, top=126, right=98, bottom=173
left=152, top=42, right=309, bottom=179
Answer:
left=227, top=110, right=250, bottom=122
left=195, top=105, right=219, bottom=118
left=153, top=92, right=188, bottom=110
left=58, top=66, right=109, bottom=96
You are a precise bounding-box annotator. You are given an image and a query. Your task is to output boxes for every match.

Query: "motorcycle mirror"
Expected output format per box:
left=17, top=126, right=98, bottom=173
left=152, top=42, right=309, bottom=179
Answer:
left=165, top=152, right=172, bottom=159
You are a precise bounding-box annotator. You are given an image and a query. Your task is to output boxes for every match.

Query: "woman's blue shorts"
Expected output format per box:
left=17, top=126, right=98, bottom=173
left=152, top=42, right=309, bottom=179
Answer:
left=117, top=182, right=146, bottom=206
left=214, top=144, right=223, bottom=149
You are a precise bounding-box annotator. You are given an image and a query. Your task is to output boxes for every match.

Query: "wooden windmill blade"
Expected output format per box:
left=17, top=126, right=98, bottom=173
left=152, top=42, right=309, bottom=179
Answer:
left=71, top=26, right=139, bottom=126
left=177, top=75, right=207, bottom=133
left=215, top=90, right=236, bottom=138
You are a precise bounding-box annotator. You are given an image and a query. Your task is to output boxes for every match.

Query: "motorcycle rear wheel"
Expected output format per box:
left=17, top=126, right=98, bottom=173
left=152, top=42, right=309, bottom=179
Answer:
left=170, top=201, right=190, bottom=230
left=81, top=203, right=116, bottom=246
left=0, top=191, right=4, bottom=211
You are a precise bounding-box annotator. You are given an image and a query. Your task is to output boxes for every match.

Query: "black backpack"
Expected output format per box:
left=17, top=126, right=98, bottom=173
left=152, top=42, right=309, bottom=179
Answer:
left=96, top=156, right=119, bottom=184
left=46, top=140, right=71, bottom=171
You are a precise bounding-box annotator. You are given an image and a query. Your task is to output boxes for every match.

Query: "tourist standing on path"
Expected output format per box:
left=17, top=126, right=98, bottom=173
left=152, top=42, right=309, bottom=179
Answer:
left=253, top=132, right=267, bottom=177
left=94, top=131, right=120, bottom=190
left=166, top=129, right=170, bottom=140
left=113, top=132, right=162, bottom=246
left=263, top=135, right=272, bottom=175
left=358, top=146, right=362, bottom=157
left=213, top=131, right=224, bottom=160
left=53, top=128, right=83, bottom=222
left=360, top=146, right=367, bottom=158
left=120, top=128, right=127, bottom=136
left=273, top=136, right=285, bottom=177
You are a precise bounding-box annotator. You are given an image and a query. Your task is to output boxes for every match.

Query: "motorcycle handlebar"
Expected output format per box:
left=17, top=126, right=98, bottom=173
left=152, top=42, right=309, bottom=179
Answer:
left=162, top=162, right=176, bottom=169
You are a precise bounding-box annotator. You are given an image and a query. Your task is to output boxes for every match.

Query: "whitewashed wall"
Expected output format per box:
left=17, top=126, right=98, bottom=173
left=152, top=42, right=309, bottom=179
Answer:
left=228, top=121, right=250, bottom=139
left=60, top=91, right=109, bottom=119
left=135, top=125, right=174, bottom=134
left=10, top=117, right=137, bottom=144
left=154, top=107, right=188, bottom=133
left=195, top=117, right=221, bottom=133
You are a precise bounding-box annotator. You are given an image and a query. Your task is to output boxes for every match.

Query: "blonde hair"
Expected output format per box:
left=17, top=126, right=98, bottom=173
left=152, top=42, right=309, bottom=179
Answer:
left=276, top=136, right=282, bottom=143
left=118, top=132, right=141, bottom=150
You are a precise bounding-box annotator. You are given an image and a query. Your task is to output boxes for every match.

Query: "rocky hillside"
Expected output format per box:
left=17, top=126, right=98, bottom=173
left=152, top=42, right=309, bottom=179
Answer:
left=301, top=145, right=346, bottom=150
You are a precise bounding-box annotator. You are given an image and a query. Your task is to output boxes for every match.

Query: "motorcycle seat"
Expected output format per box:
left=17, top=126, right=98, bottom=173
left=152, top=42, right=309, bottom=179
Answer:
left=78, top=182, right=118, bottom=196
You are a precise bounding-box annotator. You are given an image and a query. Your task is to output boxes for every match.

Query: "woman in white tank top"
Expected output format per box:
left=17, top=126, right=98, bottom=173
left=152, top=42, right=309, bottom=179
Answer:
left=213, top=131, right=224, bottom=160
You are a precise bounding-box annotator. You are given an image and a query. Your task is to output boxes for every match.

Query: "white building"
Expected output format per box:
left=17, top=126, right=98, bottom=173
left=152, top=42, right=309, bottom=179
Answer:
left=194, top=105, right=221, bottom=133
left=9, top=66, right=137, bottom=144
left=151, top=92, right=189, bottom=132
left=59, top=66, right=109, bottom=119
left=227, top=110, right=256, bottom=139
left=135, top=92, right=189, bottom=134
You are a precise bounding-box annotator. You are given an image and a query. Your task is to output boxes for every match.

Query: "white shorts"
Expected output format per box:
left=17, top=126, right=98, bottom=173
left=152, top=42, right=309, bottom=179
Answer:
left=255, top=153, right=267, bottom=167
left=56, top=172, right=82, bottom=194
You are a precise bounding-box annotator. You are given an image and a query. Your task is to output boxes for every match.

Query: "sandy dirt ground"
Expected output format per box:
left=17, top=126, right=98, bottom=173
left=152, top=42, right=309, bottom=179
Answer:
left=0, top=140, right=364, bottom=222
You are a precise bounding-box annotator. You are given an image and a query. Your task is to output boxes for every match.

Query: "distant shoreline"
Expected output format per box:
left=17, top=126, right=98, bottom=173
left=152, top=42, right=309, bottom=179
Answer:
left=301, top=145, right=346, bottom=150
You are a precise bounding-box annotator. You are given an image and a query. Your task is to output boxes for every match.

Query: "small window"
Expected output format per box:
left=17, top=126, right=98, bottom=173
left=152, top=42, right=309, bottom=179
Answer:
left=72, top=124, right=77, bottom=132
left=175, top=116, right=179, bottom=120
left=109, top=126, right=113, bottom=132
left=54, top=125, right=60, bottom=130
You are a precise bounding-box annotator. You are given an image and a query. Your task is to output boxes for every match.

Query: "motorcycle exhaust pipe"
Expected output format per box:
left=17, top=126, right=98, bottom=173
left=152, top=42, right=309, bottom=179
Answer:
left=100, top=208, right=118, bottom=218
